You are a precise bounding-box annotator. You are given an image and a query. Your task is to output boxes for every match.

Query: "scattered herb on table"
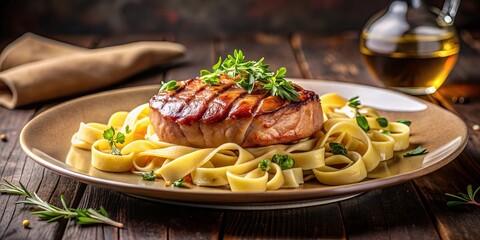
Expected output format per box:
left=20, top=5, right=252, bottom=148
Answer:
left=403, top=146, right=428, bottom=157
left=329, top=142, right=348, bottom=157
left=141, top=171, right=157, bottom=181
left=258, top=159, right=271, bottom=171
left=199, top=50, right=299, bottom=102
left=356, top=115, right=370, bottom=132
left=376, top=117, right=389, bottom=128
left=445, top=185, right=480, bottom=207
left=103, top=126, right=125, bottom=155
left=271, top=154, right=295, bottom=170
left=0, top=179, right=123, bottom=227
left=396, top=119, right=412, bottom=126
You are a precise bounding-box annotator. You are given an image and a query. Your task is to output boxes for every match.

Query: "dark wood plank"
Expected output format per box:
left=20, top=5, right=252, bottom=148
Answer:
left=0, top=35, right=96, bottom=240
left=223, top=205, right=345, bottom=239
left=296, top=32, right=383, bottom=86
left=341, top=183, right=439, bottom=239
left=164, top=35, right=216, bottom=81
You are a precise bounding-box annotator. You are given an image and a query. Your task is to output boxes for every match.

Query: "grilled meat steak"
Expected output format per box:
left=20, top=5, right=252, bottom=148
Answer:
left=149, top=76, right=323, bottom=148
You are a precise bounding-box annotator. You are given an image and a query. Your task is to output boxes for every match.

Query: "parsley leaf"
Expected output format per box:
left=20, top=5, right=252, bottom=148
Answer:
left=356, top=115, right=370, bottom=132
left=376, top=117, right=389, bottom=128
left=258, top=159, right=271, bottom=171
left=329, top=142, right=348, bottom=157
left=381, top=130, right=391, bottom=134
left=125, top=125, right=131, bottom=134
left=271, top=154, right=295, bottom=170
left=403, top=146, right=428, bottom=157
left=140, top=171, right=157, bottom=181
left=396, top=119, right=412, bottom=126
left=103, top=127, right=125, bottom=155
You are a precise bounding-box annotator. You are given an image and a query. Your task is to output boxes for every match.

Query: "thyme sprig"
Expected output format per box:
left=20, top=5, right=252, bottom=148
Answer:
left=445, top=185, right=480, bottom=207
left=199, top=50, right=299, bottom=102
left=0, top=179, right=124, bottom=227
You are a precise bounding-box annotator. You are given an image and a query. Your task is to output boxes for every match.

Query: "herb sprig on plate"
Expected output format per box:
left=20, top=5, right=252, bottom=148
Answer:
left=199, top=50, right=299, bottom=102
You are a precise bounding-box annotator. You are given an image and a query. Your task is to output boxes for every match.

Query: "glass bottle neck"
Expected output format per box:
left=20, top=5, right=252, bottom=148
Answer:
left=400, top=0, right=422, bottom=8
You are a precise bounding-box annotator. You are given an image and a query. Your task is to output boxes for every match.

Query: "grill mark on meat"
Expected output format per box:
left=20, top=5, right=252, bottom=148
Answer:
left=201, top=87, right=247, bottom=122
left=228, top=90, right=269, bottom=144
left=254, top=95, right=288, bottom=116
left=177, top=81, right=235, bottom=125
left=149, top=79, right=192, bottom=110
left=228, top=89, right=268, bottom=119
left=160, top=79, right=206, bottom=121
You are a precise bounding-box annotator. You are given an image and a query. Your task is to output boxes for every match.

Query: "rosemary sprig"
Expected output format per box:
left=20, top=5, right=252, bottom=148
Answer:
left=0, top=179, right=124, bottom=227
left=445, top=185, right=480, bottom=207
left=199, top=50, right=299, bottom=102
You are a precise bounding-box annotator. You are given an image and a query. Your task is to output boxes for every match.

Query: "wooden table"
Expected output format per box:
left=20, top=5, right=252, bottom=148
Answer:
left=1, top=32, right=479, bottom=239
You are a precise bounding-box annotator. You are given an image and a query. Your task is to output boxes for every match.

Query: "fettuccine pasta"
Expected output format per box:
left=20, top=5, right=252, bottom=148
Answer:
left=71, top=93, right=411, bottom=192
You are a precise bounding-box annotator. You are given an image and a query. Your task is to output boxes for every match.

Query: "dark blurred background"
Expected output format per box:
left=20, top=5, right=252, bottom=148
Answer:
left=1, top=0, right=479, bottom=38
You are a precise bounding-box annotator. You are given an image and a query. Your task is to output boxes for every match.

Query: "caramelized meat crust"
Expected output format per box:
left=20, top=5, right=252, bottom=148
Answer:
left=149, top=78, right=323, bottom=147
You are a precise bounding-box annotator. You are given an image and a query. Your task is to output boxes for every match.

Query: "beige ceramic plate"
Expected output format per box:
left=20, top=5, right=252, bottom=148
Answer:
left=20, top=79, right=468, bottom=209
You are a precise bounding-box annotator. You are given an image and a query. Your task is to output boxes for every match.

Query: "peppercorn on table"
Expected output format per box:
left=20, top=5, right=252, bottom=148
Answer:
left=1, top=32, right=479, bottom=239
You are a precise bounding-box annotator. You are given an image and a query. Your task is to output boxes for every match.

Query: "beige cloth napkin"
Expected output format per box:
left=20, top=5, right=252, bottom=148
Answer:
left=0, top=33, right=186, bottom=109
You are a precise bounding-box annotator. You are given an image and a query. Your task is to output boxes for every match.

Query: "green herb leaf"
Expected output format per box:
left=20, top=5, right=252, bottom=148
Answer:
left=125, top=125, right=131, bottom=134
left=103, top=127, right=125, bottom=156
left=199, top=50, right=299, bottom=101
left=396, top=119, right=412, bottom=126
left=329, top=142, right=348, bottom=157
left=381, top=130, right=391, bottom=134
left=0, top=179, right=124, bottom=227
left=271, top=154, right=295, bottom=170
left=348, top=96, right=361, bottom=108
left=403, top=146, right=428, bottom=157
left=173, top=179, right=185, bottom=187
left=445, top=185, right=480, bottom=207
left=103, top=127, right=115, bottom=141
left=160, top=80, right=179, bottom=91
left=376, top=117, right=389, bottom=128
left=140, top=171, right=157, bottom=181
left=258, top=159, right=271, bottom=171
left=356, top=115, right=370, bottom=132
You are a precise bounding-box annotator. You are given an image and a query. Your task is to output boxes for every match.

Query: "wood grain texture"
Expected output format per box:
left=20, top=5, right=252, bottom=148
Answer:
left=222, top=205, right=345, bottom=239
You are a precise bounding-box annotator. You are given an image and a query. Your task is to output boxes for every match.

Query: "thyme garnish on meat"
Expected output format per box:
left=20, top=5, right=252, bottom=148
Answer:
left=199, top=50, right=299, bottom=102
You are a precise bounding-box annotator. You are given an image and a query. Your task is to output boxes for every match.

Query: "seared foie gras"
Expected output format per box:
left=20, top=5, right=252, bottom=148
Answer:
left=149, top=77, right=323, bottom=147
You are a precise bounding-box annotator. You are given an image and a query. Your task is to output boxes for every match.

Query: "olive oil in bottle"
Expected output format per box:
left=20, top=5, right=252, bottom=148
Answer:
left=359, top=0, right=460, bottom=95
left=360, top=32, right=459, bottom=95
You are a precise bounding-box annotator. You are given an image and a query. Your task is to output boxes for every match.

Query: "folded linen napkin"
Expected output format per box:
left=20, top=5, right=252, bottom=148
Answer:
left=0, top=33, right=186, bottom=109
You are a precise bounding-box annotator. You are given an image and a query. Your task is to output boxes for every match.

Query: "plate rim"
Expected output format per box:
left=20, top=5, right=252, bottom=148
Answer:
left=19, top=80, right=469, bottom=203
